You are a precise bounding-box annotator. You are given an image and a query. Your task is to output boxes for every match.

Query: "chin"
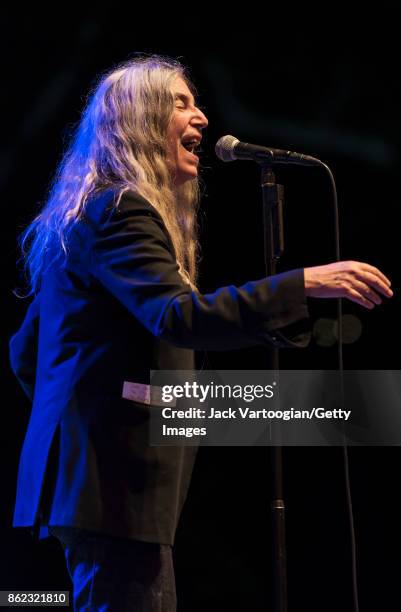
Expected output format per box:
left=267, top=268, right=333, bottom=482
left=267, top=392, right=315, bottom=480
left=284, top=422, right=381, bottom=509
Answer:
left=175, top=171, right=198, bottom=186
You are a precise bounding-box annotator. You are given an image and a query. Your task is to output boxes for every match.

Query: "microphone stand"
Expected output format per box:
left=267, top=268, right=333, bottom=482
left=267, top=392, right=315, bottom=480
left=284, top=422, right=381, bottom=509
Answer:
left=260, top=165, right=287, bottom=612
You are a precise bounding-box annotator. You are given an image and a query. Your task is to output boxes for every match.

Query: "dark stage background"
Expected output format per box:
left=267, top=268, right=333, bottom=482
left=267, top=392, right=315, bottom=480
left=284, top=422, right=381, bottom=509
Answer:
left=2, top=14, right=401, bottom=612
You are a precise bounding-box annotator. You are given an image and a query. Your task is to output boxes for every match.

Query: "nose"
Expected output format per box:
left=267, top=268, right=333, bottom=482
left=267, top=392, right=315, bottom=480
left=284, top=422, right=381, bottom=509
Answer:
left=192, top=106, right=208, bottom=130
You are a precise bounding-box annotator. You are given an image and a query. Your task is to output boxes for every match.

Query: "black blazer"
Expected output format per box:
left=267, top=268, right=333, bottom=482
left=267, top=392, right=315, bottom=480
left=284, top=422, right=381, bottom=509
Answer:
left=9, top=189, right=310, bottom=545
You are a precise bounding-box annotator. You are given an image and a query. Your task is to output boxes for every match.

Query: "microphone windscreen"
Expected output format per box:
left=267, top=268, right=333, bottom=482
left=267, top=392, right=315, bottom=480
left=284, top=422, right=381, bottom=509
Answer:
left=215, top=135, right=239, bottom=162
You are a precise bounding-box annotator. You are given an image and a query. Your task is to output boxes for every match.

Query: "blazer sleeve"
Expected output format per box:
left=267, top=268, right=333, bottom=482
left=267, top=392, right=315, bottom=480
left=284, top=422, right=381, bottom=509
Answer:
left=9, top=293, right=40, bottom=401
left=86, top=191, right=310, bottom=350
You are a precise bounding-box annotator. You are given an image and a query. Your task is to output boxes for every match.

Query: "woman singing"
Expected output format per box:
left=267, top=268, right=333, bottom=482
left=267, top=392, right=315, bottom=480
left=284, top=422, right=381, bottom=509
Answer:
left=9, top=55, right=392, bottom=611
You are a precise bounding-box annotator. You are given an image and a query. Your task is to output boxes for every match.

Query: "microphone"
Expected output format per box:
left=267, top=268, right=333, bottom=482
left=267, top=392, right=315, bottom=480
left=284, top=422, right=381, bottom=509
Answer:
left=215, top=135, right=322, bottom=166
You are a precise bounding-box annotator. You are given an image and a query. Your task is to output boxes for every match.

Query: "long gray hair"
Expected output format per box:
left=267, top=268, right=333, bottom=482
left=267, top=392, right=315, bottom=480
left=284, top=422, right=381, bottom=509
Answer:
left=19, top=55, right=202, bottom=295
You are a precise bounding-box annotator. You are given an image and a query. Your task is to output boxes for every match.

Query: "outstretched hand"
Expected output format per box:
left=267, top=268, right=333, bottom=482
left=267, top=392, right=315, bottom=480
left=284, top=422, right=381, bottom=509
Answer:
left=304, top=261, right=393, bottom=309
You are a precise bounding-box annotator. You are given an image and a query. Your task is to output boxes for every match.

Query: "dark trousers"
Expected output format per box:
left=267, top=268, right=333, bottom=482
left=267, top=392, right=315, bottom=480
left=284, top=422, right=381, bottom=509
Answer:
left=49, top=526, right=176, bottom=612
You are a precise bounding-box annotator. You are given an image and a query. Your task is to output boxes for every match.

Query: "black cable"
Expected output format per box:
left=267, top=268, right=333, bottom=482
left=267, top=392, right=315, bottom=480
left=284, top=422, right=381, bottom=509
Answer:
left=321, top=163, right=359, bottom=612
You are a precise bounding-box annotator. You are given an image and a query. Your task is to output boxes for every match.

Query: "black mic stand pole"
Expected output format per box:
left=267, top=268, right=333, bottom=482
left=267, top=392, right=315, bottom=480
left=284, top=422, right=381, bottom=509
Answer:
left=260, top=164, right=287, bottom=612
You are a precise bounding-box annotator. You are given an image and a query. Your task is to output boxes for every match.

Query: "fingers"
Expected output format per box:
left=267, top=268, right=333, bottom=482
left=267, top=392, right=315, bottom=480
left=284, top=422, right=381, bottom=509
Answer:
left=346, top=288, right=376, bottom=309
left=359, top=270, right=393, bottom=298
left=357, top=263, right=392, bottom=290
left=347, top=279, right=382, bottom=308
left=342, top=263, right=393, bottom=307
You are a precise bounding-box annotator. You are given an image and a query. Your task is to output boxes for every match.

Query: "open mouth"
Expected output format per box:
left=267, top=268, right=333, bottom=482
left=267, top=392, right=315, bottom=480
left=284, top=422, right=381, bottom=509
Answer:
left=181, top=137, right=201, bottom=156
